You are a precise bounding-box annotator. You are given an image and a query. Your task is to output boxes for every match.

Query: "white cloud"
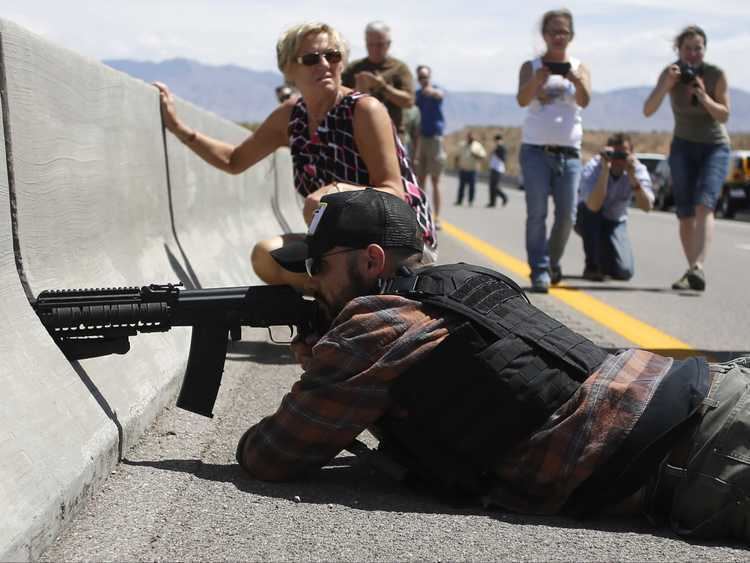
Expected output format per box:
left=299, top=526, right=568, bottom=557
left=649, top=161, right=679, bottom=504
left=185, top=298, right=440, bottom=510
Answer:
left=2, top=0, right=749, bottom=92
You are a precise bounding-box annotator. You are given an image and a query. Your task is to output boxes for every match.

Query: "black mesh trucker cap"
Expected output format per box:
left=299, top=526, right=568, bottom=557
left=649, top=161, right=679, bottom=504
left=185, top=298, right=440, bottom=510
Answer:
left=271, top=189, right=424, bottom=273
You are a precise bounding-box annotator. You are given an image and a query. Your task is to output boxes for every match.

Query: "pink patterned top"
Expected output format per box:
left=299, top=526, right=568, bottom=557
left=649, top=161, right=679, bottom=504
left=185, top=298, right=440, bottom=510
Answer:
left=288, top=91, right=437, bottom=250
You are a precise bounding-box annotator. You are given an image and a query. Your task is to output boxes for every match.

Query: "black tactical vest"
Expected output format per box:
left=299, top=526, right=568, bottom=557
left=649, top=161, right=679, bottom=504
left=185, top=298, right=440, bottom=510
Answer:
left=376, top=263, right=609, bottom=498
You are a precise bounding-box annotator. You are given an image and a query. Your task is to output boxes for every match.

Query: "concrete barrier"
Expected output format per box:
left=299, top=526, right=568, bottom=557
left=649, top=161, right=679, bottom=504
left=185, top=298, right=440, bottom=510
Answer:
left=166, top=100, right=277, bottom=287
left=0, top=76, right=121, bottom=563
left=0, top=18, right=297, bottom=560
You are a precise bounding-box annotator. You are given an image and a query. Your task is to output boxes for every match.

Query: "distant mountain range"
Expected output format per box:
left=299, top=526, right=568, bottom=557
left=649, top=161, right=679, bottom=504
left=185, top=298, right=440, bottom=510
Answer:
left=105, top=57, right=750, bottom=133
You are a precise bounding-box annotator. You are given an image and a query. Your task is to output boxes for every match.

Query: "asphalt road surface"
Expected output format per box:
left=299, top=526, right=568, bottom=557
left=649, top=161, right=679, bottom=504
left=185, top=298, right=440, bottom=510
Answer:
left=41, top=176, right=750, bottom=561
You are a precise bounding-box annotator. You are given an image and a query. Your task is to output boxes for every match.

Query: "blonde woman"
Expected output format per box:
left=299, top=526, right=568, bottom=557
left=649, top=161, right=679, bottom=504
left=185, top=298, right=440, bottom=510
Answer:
left=155, top=22, right=436, bottom=289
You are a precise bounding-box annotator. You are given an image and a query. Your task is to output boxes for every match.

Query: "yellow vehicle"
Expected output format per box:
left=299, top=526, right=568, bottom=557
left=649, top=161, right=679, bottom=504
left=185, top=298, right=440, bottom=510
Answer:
left=717, top=149, right=750, bottom=218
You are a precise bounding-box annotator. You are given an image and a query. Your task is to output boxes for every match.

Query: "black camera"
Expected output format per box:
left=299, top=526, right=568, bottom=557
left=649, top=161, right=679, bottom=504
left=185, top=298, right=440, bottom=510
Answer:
left=604, top=149, right=628, bottom=160
left=677, top=61, right=700, bottom=84
left=544, top=61, right=571, bottom=76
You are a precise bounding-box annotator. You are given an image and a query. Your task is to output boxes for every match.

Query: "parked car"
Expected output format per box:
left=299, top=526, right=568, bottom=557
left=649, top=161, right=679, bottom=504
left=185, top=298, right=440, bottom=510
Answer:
left=716, top=149, right=750, bottom=219
left=635, top=153, right=670, bottom=209
left=651, top=158, right=673, bottom=211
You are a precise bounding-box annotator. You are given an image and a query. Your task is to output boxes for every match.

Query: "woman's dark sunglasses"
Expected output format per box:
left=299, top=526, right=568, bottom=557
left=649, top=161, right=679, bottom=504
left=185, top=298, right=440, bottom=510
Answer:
left=295, top=50, right=343, bottom=66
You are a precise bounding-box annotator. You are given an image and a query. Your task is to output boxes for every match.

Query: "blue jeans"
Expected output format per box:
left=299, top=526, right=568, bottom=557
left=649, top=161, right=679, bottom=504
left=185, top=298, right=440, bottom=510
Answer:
left=575, top=202, right=634, bottom=280
left=520, top=144, right=582, bottom=282
left=456, top=170, right=477, bottom=204
left=669, top=138, right=730, bottom=218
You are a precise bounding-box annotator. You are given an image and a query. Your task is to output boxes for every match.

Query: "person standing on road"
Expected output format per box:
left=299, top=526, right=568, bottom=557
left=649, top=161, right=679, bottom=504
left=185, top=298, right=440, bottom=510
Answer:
left=516, top=8, right=591, bottom=293
left=643, top=25, right=731, bottom=292
left=414, top=65, right=447, bottom=229
left=154, top=22, right=436, bottom=291
left=575, top=133, right=654, bottom=281
left=342, top=21, right=415, bottom=146
left=238, top=188, right=750, bottom=546
left=487, top=133, right=509, bottom=208
left=454, top=131, right=487, bottom=206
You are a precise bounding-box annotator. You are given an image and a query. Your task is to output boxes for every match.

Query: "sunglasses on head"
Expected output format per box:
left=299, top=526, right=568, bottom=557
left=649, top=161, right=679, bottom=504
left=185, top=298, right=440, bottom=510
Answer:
left=295, top=50, right=343, bottom=66
left=305, top=247, right=360, bottom=277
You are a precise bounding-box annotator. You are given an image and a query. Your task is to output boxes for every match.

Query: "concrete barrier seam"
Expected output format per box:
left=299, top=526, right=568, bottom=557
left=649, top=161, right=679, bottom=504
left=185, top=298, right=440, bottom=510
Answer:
left=0, top=31, right=33, bottom=303
left=160, top=117, right=202, bottom=289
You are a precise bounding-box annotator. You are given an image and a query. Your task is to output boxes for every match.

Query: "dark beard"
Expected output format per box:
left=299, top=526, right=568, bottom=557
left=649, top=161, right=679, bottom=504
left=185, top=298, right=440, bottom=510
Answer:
left=322, top=256, right=378, bottom=321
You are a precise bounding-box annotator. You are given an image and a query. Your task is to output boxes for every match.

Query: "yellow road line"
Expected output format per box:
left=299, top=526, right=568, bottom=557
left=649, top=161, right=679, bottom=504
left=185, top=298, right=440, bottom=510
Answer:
left=441, top=221, right=692, bottom=350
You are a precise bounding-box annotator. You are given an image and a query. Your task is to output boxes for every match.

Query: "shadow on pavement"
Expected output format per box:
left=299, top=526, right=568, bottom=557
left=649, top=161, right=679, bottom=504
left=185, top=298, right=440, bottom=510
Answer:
left=226, top=340, right=296, bottom=364
left=551, top=281, right=702, bottom=296
left=120, top=456, right=746, bottom=549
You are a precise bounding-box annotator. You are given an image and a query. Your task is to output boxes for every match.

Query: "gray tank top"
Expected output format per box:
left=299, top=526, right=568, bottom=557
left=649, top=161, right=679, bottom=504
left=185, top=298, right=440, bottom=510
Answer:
left=670, top=63, right=730, bottom=145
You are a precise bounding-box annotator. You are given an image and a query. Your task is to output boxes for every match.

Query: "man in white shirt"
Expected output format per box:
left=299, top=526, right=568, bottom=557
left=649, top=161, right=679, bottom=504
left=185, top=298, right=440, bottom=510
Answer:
left=454, top=132, right=487, bottom=206
left=575, top=133, right=654, bottom=281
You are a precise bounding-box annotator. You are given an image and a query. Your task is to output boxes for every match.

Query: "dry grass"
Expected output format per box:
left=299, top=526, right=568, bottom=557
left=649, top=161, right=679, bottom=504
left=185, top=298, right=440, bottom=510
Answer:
left=444, top=127, right=750, bottom=177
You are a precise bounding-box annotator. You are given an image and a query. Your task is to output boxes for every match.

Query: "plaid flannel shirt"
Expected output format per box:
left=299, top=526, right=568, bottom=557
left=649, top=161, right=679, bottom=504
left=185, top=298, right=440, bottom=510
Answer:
left=237, top=294, right=671, bottom=513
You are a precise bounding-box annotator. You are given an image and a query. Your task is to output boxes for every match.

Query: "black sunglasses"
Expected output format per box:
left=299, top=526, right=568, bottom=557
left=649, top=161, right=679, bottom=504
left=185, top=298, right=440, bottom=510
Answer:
left=295, top=50, right=343, bottom=66
left=305, top=248, right=360, bottom=277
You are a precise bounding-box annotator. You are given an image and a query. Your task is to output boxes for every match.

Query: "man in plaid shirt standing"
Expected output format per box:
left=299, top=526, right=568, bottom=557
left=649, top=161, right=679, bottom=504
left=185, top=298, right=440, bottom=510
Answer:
left=237, top=188, right=750, bottom=544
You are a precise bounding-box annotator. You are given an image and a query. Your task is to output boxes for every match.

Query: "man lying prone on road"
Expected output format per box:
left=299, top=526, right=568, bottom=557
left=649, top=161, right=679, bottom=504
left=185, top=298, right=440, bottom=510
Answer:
left=236, top=188, right=750, bottom=544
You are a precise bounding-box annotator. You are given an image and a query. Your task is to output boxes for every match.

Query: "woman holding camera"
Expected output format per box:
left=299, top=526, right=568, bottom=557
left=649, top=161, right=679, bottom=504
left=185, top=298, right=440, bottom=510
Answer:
left=643, top=25, right=730, bottom=291
left=516, top=8, right=591, bottom=293
left=155, top=22, right=436, bottom=291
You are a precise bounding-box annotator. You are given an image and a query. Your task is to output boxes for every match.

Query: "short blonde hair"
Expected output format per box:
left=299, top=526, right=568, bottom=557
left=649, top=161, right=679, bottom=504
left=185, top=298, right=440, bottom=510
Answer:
left=276, top=22, right=349, bottom=80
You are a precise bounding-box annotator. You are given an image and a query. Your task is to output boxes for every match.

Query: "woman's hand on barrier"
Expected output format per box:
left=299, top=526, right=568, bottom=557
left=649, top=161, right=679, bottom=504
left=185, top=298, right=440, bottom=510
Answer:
left=153, top=81, right=183, bottom=134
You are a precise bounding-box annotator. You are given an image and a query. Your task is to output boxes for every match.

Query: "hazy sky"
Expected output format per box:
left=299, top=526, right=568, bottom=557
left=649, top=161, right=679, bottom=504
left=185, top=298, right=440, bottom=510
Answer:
left=4, top=0, right=750, bottom=93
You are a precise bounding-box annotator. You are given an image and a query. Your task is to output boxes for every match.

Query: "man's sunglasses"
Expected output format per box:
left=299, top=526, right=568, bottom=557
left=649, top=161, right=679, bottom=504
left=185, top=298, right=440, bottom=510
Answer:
left=305, top=247, right=359, bottom=277
left=295, top=50, right=343, bottom=66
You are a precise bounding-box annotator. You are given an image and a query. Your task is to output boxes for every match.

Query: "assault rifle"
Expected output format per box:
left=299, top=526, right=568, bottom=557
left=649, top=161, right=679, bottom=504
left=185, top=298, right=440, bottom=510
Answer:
left=32, top=283, right=321, bottom=418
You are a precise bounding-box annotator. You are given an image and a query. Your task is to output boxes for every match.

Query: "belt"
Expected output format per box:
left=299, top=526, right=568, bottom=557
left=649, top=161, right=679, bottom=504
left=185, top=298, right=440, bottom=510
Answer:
left=538, top=145, right=580, bottom=158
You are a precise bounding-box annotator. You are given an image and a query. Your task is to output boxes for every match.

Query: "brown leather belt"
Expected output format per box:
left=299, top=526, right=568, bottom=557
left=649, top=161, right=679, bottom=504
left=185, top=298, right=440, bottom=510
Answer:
left=540, top=145, right=580, bottom=158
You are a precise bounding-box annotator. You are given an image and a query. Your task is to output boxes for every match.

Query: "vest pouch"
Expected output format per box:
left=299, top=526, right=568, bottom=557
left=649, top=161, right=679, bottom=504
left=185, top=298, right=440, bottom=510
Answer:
left=379, top=321, right=499, bottom=499
left=476, top=332, right=580, bottom=436
left=482, top=300, right=607, bottom=382
left=380, top=319, right=581, bottom=500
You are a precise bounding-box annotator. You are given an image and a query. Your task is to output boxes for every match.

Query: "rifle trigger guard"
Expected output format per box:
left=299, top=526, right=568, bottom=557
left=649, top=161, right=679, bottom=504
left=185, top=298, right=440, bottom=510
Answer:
left=266, top=325, right=294, bottom=345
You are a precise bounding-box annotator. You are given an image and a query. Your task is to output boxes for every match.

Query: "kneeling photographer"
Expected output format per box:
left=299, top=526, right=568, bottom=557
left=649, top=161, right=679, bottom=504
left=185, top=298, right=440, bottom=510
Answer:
left=575, top=133, right=653, bottom=281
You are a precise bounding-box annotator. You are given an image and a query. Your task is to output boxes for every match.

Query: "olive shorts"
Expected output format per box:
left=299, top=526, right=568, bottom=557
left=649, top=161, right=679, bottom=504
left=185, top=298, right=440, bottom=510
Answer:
left=415, top=136, right=446, bottom=178
left=664, top=356, right=750, bottom=542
